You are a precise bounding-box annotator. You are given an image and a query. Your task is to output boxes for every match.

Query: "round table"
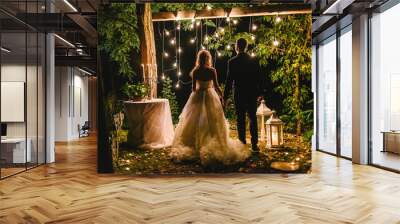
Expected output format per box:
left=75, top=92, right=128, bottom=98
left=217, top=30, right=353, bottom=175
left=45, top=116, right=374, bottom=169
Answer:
left=124, top=99, right=174, bottom=149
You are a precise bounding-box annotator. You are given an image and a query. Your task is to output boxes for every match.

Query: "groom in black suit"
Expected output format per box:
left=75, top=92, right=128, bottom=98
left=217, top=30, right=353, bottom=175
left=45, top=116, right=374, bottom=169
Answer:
left=224, top=38, right=263, bottom=152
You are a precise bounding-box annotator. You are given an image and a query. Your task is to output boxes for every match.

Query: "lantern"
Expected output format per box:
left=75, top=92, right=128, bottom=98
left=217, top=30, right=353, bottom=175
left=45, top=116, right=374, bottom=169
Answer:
left=256, top=100, right=273, bottom=142
left=266, top=111, right=284, bottom=148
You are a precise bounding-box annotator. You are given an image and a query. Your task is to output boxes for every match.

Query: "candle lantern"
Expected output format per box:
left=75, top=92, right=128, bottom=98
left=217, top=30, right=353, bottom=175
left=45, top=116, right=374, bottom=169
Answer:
left=266, top=111, right=284, bottom=148
left=256, top=100, right=273, bottom=142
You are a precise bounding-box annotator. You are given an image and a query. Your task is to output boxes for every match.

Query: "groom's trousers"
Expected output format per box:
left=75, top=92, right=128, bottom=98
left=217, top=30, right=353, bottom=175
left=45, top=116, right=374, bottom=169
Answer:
left=235, top=99, right=258, bottom=146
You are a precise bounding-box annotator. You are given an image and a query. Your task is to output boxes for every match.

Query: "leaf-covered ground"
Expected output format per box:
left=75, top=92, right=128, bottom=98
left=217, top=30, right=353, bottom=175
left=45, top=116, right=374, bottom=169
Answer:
left=116, top=130, right=311, bottom=174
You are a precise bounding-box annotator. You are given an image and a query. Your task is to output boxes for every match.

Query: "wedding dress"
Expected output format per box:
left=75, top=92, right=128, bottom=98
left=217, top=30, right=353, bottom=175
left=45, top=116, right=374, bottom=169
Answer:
left=170, top=80, right=250, bottom=166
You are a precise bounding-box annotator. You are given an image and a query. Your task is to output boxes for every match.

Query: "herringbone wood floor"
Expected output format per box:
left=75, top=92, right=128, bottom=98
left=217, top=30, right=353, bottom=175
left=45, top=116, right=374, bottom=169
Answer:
left=1, top=136, right=400, bottom=224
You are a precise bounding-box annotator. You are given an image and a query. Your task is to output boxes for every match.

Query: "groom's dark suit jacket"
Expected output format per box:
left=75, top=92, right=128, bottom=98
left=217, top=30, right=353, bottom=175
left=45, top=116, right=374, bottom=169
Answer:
left=224, top=52, right=263, bottom=103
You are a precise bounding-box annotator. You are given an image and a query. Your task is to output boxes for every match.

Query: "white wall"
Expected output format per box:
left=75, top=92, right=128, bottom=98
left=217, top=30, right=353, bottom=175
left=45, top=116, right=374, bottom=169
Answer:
left=55, top=66, right=89, bottom=141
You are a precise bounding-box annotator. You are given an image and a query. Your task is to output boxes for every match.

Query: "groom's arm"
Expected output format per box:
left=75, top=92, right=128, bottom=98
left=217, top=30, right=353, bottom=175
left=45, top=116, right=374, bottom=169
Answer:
left=223, top=61, right=233, bottom=101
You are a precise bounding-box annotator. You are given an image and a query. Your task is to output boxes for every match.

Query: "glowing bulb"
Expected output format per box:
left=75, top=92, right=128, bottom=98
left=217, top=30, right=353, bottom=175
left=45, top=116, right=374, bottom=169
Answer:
left=161, top=74, right=166, bottom=80
left=273, top=40, right=279, bottom=46
left=178, top=47, right=182, bottom=53
left=220, top=28, right=225, bottom=33
left=196, top=21, right=201, bottom=26
left=175, top=83, right=180, bottom=88
left=177, top=24, right=181, bottom=30
left=276, top=16, right=282, bottom=23
left=126, top=159, right=130, bottom=163
left=190, top=38, right=195, bottom=44
left=217, top=52, right=222, bottom=57
left=125, top=167, right=130, bottom=171
left=226, top=45, right=231, bottom=50
left=192, top=18, right=195, bottom=22
left=204, top=35, right=209, bottom=41
left=165, top=30, right=170, bottom=36
left=206, top=5, right=212, bottom=10
left=251, top=52, right=255, bottom=57
left=295, top=157, right=300, bottom=161
left=178, top=71, right=182, bottom=76
left=233, top=19, right=238, bottom=25
left=173, top=62, right=177, bottom=67
left=226, top=17, right=230, bottom=22
left=214, top=32, right=219, bottom=38
left=251, top=35, right=255, bottom=41
left=190, top=23, right=194, bottom=29
left=201, top=45, right=206, bottom=50
left=252, top=24, right=257, bottom=31
left=164, top=52, right=169, bottom=57
left=170, top=39, right=176, bottom=45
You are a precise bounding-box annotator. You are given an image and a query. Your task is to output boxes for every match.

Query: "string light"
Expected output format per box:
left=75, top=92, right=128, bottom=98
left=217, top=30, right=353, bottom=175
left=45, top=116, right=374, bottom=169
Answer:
left=217, top=51, right=222, bottom=57
left=276, top=16, right=282, bottom=23
left=190, top=38, right=196, bottom=44
left=201, top=45, right=206, bottom=50
left=175, top=82, right=180, bottom=89
left=226, top=45, right=231, bottom=50
left=190, top=23, right=194, bottom=29
left=226, top=17, right=230, bottom=22
left=161, top=73, right=166, bottom=80
left=173, top=62, right=177, bottom=67
left=165, top=30, right=170, bottom=36
left=206, top=5, right=212, bottom=10
left=251, top=52, right=256, bottom=57
left=233, top=19, right=238, bottom=25
left=177, top=71, right=182, bottom=76
left=170, top=39, right=176, bottom=45
left=192, top=18, right=195, bottom=22
left=273, top=40, right=279, bottom=46
left=204, top=35, right=209, bottom=41
left=177, top=24, right=181, bottom=30
left=178, top=47, right=182, bottom=53
left=164, top=52, right=169, bottom=57
left=220, top=27, right=225, bottom=33
left=252, top=24, right=258, bottom=31
left=196, top=21, right=201, bottom=26
left=214, top=32, right=219, bottom=38
left=251, top=35, right=255, bottom=41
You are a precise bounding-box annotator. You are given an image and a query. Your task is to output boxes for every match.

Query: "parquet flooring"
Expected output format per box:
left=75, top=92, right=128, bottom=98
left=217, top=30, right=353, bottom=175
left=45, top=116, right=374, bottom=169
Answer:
left=1, top=135, right=400, bottom=223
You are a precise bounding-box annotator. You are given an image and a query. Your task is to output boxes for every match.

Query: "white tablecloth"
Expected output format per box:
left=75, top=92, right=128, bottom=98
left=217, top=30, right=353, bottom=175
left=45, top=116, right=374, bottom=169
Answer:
left=124, top=99, right=174, bottom=149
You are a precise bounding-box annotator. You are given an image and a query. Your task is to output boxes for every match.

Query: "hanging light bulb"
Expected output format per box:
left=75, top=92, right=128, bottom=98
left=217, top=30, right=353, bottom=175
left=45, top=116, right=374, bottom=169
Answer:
left=252, top=24, right=258, bottom=31
left=206, top=5, right=212, bottom=10
left=217, top=51, right=222, bottom=57
left=276, top=16, right=282, bottom=23
left=192, top=18, right=195, bottom=22
left=173, top=62, right=177, bottom=67
left=251, top=35, right=256, bottom=41
left=204, top=35, right=209, bottom=41
left=273, top=40, right=279, bottom=46
left=161, top=73, right=166, bottom=80
left=226, top=17, right=230, bottom=22
left=190, top=23, right=194, bottom=29
left=196, top=21, right=201, bottom=26
left=220, top=27, right=225, bottom=33
left=226, top=45, right=231, bottom=50
left=190, top=38, right=196, bottom=44
left=177, top=71, right=182, bottom=76
left=175, top=82, right=180, bottom=89
left=177, top=24, right=181, bottom=30
left=233, top=19, right=238, bottom=25
left=165, top=30, right=170, bottom=36
left=170, top=39, right=176, bottom=45
left=201, top=45, right=206, bottom=50
left=251, top=52, right=256, bottom=57
left=164, top=52, right=169, bottom=57
left=178, top=47, right=182, bottom=53
left=214, top=32, right=219, bottom=38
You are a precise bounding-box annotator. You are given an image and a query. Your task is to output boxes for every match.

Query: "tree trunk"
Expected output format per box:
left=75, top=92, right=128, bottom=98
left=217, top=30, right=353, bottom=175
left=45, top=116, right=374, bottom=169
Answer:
left=294, top=70, right=302, bottom=139
left=136, top=3, right=157, bottom=98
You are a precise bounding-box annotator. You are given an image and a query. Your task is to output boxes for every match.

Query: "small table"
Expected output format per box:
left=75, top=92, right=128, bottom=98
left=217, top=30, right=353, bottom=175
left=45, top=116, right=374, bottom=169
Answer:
left=124, top=99, right=174, bottom=149
left=1, top=138, right=32, bottom=164
left=381, top=131, right=400, bottom=154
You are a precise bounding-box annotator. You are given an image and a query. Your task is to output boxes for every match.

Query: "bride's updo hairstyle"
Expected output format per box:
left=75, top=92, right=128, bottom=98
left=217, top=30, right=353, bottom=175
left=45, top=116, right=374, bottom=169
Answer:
left=190, top=50, right=213, bottom=77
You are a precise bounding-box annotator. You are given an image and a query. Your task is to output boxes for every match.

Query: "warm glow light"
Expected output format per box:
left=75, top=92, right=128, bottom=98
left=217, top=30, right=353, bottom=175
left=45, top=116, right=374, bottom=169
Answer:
left=190, top=23, right=194, bottom=29
left=165, top=30, right=170, bottom=36
left=206, top=5, right=212, bottom=10
left=173, top=62, right=177, bottom=67
left=226, top=17, right=230, bottom=22
left=276, top=16, right=282, bottom=23
left=217, top=52, right=222, bottom=57
left=252, top=24, right=258, bottom=31
left=177, top=24, right=181, bottom=30
left=220, top=28, right=225, bottom=33
left=192, top=18, right=195, bottom=22
left=251, top=35, right=255, bottom=41
left=226, top=45, right=231, bottom=50
left=273, top=40, right=279, bottom=46
left=251, top=52, right=255, bottom=57
left=233, top=19, right=238, bottom=25
left=125, top=167, right=130, bottom=171
left=178, top=71, right=182, bottom=76
left=175, top=83, right=180, bottom=88
left=201, top=45, right=206, bottom=50
left=204, top=35, right=209, bottom=41
left=164, top=52, right=169, bottom=57
left=190, top=38, right=195, bottom=44
left=178, top=47, right=182, bottom=53
left=161, top=74, right=166, bottom=80
left=214, top=32, right=219, bottom=38
left=196, top=21, right=201, bottom=26
left=170, top=39, right=176, bottom=45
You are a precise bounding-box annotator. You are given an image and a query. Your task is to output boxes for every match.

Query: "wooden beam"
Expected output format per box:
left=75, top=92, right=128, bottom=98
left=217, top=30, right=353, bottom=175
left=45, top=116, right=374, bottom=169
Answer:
left=152, top=4, right=311, bottom=21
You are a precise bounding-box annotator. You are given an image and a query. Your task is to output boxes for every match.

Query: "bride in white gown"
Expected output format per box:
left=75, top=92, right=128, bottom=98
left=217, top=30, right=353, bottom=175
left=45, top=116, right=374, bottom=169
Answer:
left=170, top=50, right=250, bottom=166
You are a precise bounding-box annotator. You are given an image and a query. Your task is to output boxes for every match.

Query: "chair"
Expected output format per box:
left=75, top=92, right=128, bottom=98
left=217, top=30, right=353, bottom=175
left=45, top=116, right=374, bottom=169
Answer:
left=78, top=121, right=90, bottom=138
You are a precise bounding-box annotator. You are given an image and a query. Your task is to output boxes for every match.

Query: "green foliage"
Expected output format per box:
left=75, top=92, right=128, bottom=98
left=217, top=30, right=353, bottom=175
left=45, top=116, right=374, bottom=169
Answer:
left=161, top=77, right=179, bottom=124
left=122, top=83, right=149, bottom=100
left=98, top=3, right=140, bottom=78
left=221, top=84, right=236, bottom=121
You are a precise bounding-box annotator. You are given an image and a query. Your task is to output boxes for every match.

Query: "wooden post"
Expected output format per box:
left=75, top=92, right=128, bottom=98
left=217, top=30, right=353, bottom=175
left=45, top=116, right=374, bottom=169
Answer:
left=137, top=3, right=157, bottom=98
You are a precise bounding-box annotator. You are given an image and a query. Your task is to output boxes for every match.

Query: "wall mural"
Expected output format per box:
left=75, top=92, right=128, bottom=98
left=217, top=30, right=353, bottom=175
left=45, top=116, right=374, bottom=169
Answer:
left=97, top=3, right=312, bottom=174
